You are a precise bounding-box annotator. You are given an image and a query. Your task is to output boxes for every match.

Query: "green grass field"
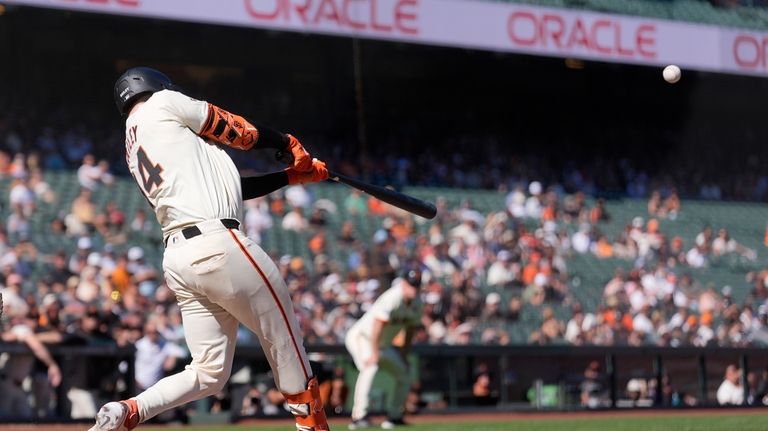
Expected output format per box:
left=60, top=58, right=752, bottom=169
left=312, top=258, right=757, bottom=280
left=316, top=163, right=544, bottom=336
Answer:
left=135, top=414, right=768, bottom=431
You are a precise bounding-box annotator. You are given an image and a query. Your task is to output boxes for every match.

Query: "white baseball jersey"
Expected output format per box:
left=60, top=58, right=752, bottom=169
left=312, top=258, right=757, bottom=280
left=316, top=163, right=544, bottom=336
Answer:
left=349, top=280, right=422, bottom=347
left=124, top=90, right=243, bottom=236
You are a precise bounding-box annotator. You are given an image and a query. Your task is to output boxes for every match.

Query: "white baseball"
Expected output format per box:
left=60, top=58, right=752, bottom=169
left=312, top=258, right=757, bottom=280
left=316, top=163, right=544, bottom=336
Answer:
left=663, top=65, right=681, bottom=84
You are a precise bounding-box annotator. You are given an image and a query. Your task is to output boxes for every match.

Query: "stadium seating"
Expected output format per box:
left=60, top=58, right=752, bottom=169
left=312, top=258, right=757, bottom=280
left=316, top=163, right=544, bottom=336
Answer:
left=11, top=172, right=768, bottom=343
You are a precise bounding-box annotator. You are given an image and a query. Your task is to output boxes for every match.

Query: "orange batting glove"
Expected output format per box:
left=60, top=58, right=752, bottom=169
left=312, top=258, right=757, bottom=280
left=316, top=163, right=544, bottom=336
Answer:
left=285, top=159, right=328, bottom=185
left=286, top=134, right=313, bottom=173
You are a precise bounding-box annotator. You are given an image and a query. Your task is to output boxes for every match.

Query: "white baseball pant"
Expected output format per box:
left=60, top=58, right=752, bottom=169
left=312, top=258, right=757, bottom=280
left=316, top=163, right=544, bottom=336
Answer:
left=345, top=330, right=410, bottom=421
left=134, top=219, right=313, bottom=422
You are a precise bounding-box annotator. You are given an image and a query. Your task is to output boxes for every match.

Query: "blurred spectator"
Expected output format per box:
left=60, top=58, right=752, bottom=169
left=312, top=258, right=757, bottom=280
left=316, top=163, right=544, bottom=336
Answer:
left=0, top=324, right=62, bottom=418
left=78, top=154, right=110, bottom=191
left=285, top=184, right=311, bottom=209
left=129, top=208, right=154, bottom=236
left=486, top=250, right=516, bottom=287
left=9, top=178, right=35, bottom=217
left=28, top=169, right=56, bottom=204
left=344, top=190, right=367, bottom=216
left=65, top=188, right=97, bottom=236
left=580, top=360, right=604, bottom=408
left=244, top=198, right=272, bottom=244
left=480, top=292, right=503, bottom=323
left=134, top=319, right=187, bottom=392
left=716, top=364, right=744, bottom=405
left=282, top=206, right=309, bottom=232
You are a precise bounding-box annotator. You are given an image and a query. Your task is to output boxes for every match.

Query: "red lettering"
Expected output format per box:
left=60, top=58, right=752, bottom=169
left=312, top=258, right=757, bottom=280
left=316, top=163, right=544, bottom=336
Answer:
left=243, top=0, right=417, bottom=35
left=313, top=0, right=341, bottom=24
left=342, top=0, right=366, bottom=30
left=566, top=18, right=589, bottom=50
left=734, top=35, right=761, bottom=69
left=370, top=0, right=392, bottom=32
left=591, top=19, right=611, bottom=54
left=636, top=24, right=656, bottom=59
left=541, top=14, right=564, bottom=48
left=615, top=22, right=634, bottom=57
left=244, top=0, right=282, bottom=20
left=59, top=0, right=140, bottom=5
left=395, top=0, right=418, bottom=35
left=508, top=11, right=537, bottom=47
left=293, top=0, right=311, bottom=24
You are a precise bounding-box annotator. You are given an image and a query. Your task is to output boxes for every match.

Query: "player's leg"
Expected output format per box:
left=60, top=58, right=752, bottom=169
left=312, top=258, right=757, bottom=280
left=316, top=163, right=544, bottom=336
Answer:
left=345, top=331, right=376, bottom=425
left=218, top=229, right=327, bottom=430
left=89, top=254, right=239, bottom=431
left=133, top=294, right=238, bottom=419
left=378, top=347, right=410, bottom=428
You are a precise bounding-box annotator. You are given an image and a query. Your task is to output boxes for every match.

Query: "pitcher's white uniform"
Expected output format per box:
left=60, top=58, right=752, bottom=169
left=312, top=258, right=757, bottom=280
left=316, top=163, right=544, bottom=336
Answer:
left=124, top=90, right=314, bottom=424
left=345, top=280, right=422, bottom=422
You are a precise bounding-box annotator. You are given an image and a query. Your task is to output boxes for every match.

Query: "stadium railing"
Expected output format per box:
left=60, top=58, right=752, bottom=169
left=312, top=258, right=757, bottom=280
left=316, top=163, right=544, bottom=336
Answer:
left=0, top=343, right=764, bottom=424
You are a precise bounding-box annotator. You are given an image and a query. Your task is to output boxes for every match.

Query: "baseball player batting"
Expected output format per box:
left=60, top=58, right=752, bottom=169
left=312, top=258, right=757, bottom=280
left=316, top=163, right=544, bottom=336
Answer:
left=89, top=67, right=330, bottom=431
left=345, top=265, right=423, bottom=429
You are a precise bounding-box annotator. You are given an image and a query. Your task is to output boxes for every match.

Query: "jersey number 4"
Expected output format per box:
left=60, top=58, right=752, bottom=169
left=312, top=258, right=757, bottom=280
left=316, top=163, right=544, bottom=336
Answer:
left=137, top=146, right=164, bottom=194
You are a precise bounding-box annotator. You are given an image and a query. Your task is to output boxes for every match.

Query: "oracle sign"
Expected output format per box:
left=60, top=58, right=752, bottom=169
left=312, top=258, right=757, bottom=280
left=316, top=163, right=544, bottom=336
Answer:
left=730, top=34, right=768, bottom=71
left=506, top=11, right=656, bottom=60
left=4, top=0, right=768, bottom=77
left=244, top=0, right=419, bottom=35
left=57, top=0, right=138, bottom=7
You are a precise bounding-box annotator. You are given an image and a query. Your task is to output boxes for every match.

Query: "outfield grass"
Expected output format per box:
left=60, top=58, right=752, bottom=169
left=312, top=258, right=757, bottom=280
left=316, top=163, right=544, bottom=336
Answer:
left=138, top=414, right=768, bottom=431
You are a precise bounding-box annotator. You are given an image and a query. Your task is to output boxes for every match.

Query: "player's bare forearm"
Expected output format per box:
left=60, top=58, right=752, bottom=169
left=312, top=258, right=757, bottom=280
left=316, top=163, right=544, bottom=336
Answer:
left=23, top=332, right=58, bottom=369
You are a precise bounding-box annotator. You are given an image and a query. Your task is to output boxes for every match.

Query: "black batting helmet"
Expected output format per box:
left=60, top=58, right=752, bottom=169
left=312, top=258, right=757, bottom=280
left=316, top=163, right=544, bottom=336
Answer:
left=113, top=67, right=175, bottom=115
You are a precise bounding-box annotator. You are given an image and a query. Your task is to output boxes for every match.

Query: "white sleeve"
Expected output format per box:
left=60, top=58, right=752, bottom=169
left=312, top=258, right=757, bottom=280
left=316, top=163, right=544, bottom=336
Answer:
left=156, top=90, right=210, bottom=133
left=372, top=288, right=400, bottom=322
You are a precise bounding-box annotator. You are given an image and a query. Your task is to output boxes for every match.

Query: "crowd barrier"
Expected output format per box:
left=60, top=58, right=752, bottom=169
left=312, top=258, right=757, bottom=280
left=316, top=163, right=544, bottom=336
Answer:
left=1, top=343, right=765, bottom=423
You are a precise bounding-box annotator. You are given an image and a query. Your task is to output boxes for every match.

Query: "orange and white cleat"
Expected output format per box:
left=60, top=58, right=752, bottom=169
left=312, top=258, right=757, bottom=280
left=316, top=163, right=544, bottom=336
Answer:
left=88, top=399, right=140, bottom=431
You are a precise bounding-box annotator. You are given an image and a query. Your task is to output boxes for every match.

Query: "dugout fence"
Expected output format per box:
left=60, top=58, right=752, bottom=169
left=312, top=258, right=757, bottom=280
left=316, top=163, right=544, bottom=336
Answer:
left=0, top=343, right=765, bottom=424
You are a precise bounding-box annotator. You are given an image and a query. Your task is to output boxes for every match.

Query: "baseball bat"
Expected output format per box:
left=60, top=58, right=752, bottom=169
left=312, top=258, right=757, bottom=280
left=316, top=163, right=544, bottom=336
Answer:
left=328, top=170, right=437, bottom=219
left=275, top=149, right=437, bottom=219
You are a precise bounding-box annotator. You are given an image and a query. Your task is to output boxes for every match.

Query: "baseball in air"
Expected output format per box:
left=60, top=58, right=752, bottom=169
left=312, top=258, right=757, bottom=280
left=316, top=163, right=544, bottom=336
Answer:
left=663, top=65, right=681, bottom=84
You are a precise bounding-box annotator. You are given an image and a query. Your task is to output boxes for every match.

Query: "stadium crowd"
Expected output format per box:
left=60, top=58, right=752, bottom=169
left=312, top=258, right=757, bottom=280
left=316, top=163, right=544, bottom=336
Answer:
left=2, top=126, right=768, bottom=418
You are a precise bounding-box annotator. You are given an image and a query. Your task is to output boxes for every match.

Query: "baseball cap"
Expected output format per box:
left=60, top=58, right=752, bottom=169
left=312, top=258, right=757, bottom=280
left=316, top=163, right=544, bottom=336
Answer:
left=77, top=236, right=93, bottom=250
left=401, top=266, right=422, bottom=287
left=87, top=252, right=102, bottom=267
left=424, top=292, right=441, bottom=305
left=373, top=229, right=388, bottom=244
left=486, top=292, right=501, bottom=306
left=528, top=181, right=542, bottom=196
left=758, top=304, right=768, bottom=317
left=337, top=292, right=353, bottom=305
left=127, top=246, right=144, bottom=261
